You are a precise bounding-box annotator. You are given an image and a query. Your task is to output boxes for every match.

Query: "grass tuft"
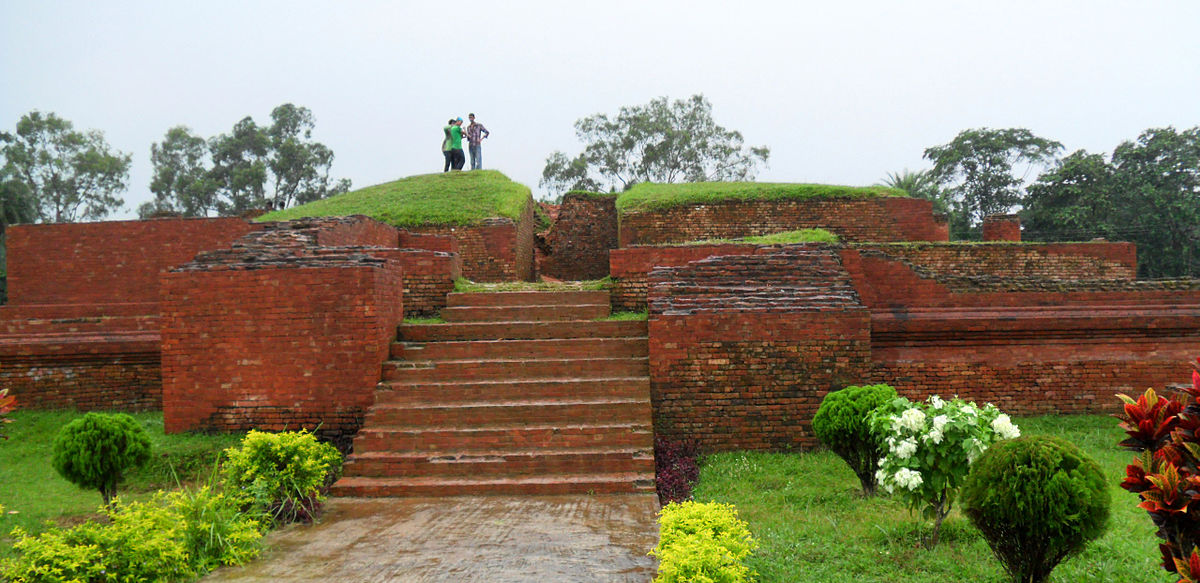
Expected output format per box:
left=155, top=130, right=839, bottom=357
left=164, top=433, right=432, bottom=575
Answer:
left=616, top=182, right=905, bottom=214
left=257, top=170, right=531, bottom=227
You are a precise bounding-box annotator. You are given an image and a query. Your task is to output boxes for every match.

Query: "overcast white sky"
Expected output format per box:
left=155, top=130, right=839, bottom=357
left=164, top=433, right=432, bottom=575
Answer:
left=3, top=1, right=1199, bottom=218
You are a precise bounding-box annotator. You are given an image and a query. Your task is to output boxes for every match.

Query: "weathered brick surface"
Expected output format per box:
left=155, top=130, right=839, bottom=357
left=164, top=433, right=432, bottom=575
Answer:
left=0, top=338, right=160, bottom=411
left=852, top=242, right=1137, bottom=281
left=314, top=218, right=398, bottom=247
left=161, top=259, right=403, bottom=442
left=368, top=249, right=461, bottom=318
left=409, top=198, right=536, bottom=282
left=982, top=214, right=1022, bottom=242
left=7, top=217, right=259, bottom=306
left=610, top=245, right=756, bottom=311
left=537, top=193, right=618, bottom=280
left=619, top=197, right=948, bottom=246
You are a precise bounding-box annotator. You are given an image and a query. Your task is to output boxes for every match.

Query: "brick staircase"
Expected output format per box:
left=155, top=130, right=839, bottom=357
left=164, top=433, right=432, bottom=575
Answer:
left=332, top=290, right=656, bottom=496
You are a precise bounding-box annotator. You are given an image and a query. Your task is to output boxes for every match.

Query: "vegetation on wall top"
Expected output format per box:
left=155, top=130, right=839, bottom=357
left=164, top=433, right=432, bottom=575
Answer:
left=257, top=170, right=531, bottom=227
left=615, top=182, right=905, bottom=214
left=683, top=228, right=840, bottom=246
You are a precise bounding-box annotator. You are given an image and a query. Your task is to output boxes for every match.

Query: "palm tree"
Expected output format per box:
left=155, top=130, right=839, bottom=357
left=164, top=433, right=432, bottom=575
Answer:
left=880, top=169, right=949, bottom=214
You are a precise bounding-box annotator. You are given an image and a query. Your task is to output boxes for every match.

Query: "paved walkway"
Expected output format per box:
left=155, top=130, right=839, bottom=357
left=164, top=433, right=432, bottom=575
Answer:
left=204, top=495, right=660, bottom=583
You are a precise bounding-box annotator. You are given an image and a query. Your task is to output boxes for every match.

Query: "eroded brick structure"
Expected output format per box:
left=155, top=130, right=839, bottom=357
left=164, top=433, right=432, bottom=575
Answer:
left=536, top=193, right=618, bottom=281
left=410, top=199, right=537, bottom=282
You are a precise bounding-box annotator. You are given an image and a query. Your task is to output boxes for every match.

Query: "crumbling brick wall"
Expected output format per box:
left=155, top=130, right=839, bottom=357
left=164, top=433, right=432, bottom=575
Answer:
left=408, top=198, right=537, bottom=282
left=538, top=193, right=618, bottom=280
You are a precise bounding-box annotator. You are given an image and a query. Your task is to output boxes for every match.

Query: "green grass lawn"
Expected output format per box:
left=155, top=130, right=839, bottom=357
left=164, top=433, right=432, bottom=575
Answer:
left=691, top=415, right=1160, bottom=582
left=258, top=170, right=532, bottom=227
left=0, top=410, right=245, bottom=560
left=616, top=182, right=905, bottom=214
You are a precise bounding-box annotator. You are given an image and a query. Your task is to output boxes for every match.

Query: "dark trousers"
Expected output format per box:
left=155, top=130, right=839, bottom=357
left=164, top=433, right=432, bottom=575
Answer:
left=450, top=149, right=466, bottom=170
left=443, top=150, right=452, bottom=172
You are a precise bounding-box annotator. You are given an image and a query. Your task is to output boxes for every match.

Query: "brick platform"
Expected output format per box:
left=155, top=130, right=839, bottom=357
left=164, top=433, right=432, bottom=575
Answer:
left=333, top=291, right=656, bottom=496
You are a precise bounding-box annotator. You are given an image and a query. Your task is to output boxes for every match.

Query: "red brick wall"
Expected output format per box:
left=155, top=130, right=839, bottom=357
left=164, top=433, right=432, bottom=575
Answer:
left=0, top=336, right=160, bottom=411
left=982, top=214, right=1022, bottom=242
left=315, top=216, right=398, bottom=247
left=6, top=218, right=258, bottom=306
left=412, top=219, right=524, bottom=282
left=610, top=244, right=756, bottom=311
left=514, top=198, right=536, bottom=281
left=852, top=242, right=1137, bottom=281
left=367, top=249, right=461, bottom=318
left=538, top=193, right=618, bottom=280
left=161, top=257, right=404, bottom=441
left=399, top=231, right=460, bottom=254
left=619, top=197, right=948, bottom=246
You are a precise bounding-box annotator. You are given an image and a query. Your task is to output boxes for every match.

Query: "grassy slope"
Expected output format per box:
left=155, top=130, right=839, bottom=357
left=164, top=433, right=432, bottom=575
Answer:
left=0, top=410, right=244, bottom=560
left=257, top=170, right=531, bottom=227
left=616, top=182, right=905, bottom=214
left=691, top=415, right=1157, bottom=583
left=684, top=228, right=840, bottom=246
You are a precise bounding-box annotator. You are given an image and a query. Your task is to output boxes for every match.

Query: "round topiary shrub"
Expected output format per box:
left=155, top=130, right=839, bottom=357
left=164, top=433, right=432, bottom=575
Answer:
left=52, top=412, right=152, bottom=505
left=811, top=384, right=897, bottom=495
left=962, top=435, right=1110, bottom=583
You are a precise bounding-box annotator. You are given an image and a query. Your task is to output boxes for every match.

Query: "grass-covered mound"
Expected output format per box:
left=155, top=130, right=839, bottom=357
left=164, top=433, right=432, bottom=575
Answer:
left=616, top=182, right=906, bottom=214
left=258, top=170, right=532, bottom=227
left=683, top=228, right=839, bottom=246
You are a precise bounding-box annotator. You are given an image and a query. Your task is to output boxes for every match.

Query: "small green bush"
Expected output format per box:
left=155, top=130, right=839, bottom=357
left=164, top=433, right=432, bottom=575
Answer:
left=52, top=412, right=152, bottom=504
left=962, top=435, right=1110, bottom=583
left=650, top=500, right=758, bottom=583
left=811, top=384, right=897, bottom=495
left=222, top=429, right=343, bottom=524
left=2, top=487, right=261, bottom=582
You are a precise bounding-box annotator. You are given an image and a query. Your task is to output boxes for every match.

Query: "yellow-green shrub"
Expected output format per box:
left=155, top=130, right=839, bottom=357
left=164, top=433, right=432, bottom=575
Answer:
left=650, top=500, right=758, bottom=583
left=222, top=429, right=342, bottom=524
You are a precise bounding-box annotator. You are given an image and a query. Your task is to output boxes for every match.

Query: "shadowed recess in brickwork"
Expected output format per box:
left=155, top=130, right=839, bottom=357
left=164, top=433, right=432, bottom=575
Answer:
left=648, top=245, right=863, bottom=314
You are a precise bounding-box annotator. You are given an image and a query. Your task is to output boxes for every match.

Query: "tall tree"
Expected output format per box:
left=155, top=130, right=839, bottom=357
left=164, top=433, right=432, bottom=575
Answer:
left=1022, top=150, right=1122, bottom=242
left=539, top=151, right=601, bottom=200
left=139, top=125, right=218, bottom=218
left=541, top=94, right=769, bottom=196
left=208, top=116, right=271, bottom=215
left=1111, top=126, right=1200, bottom=278
left=880, top=168, right=949, bottom=214
left=0, top=111, right=130, bottom=223
left=924, top=128, right=1062, bottom=237
left=264, top=103, right=351, bottom=209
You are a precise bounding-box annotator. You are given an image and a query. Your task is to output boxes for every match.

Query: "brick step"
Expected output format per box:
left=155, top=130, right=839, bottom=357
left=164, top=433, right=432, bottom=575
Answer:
left=363, top=398, right=651, bottom=427
left=440, top=304, right=610, bottom=323
left=400, top=320, right=646, bottom=342
left=352, top=423, right=654, bottom=453
left=342, top=448, right=654, bottom=478
left=381, top=357, right=649, bottom=382
left=374, top=377, right=649, bottom=405
left=446, top=291, right=610, bottom=307
left=330, top=473, right=656, bottom=497
left=391, top=337, right=648, bottom=360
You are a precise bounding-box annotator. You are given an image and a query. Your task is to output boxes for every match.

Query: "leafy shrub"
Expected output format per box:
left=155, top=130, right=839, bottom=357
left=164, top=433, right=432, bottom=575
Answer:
left=655, top=436, right=700, bottom=504
left=2, top=487, right=261, bottom=582
left=52, top=412, right=152, bottom=504
left=222, top=429, right=343, bottom=524
left=811, top=384, right=897, bottom=495
left=1116, top=358, right=1200, bottom=581
left=0, top=388, right=14, bottom=440
left=962, top=435, right=1110, bottom=583
left=868, top=395, right=1020, bottom=548
left=650, top=500, right=758, bottom=583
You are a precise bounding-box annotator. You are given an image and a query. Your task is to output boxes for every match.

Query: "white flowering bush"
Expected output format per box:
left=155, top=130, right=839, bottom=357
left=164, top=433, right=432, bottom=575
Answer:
left=868, top=394, right=1020, bottom=548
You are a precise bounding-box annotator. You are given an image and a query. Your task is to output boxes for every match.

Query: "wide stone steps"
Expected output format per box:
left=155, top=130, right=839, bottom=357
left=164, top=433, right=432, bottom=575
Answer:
left=391, top=337, right=648, bottom=360
left=363, top=398, right=651, bottom=426
left=335, top=289, right=656, bottom=497
left=331, top=473, right=656, bottom=497
left=351, top=422, right=653, bottom=453
left=380, top=356, right=649, bottom=382
left=374, top=377, right=650, bottom=404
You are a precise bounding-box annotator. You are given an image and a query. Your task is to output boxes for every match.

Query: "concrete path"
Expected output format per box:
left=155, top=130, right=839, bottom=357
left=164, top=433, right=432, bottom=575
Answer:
left=204, top=494, right=660, bottom=583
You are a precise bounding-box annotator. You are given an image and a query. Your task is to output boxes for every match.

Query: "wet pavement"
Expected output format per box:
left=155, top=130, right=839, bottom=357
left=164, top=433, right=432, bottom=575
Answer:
left=203, top=494, right=660, bottom=583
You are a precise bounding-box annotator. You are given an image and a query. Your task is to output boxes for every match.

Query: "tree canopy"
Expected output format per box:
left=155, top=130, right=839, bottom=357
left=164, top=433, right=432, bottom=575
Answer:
left=140, top=103, right=350, bottom=218
left=540, top=94, right=769, bottom=198
left=0, top=111, right=130, bottom=224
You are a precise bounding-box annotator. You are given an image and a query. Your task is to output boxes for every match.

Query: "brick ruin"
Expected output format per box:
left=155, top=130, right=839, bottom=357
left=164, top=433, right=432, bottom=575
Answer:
left=3, top=190, right=1198, bottom=454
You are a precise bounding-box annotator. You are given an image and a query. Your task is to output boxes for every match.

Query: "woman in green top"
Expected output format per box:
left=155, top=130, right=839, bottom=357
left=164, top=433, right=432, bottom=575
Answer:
left=442, top=119, right=454, bottom=172
left=448, top=117, right=466, bottom=170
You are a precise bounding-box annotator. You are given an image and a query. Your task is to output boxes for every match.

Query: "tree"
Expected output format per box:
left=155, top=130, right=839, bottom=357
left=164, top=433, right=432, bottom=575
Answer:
left=264, top=103, right=351, bottom=209
left=208, top=116, right=271, bottom=215
left=924, top=128, right=1062, bottom=237
left=879, top=169, right=949, bottom=214
left=52, top=412, right=151, bottom=505
left=1111, top=126, right=1200, bottom=278
left=0, top=165, right=36, bottom=270
left=1022, top=150, right=1122, bottom=242
left=139, top=125, right=218, bottom=218
left=541, top=94, right=769, bottom=197
left=0, top=111, right=130, bottom=224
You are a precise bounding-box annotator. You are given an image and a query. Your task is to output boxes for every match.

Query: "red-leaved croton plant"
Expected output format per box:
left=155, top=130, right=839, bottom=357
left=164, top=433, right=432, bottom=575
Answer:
left=1117, top=358, right=1200, bottom=582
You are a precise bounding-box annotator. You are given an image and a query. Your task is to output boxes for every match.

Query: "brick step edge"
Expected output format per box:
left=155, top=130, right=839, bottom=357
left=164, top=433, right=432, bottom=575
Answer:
left=446, top=291, right=611, bottom=307
left=380, top=357, right=648, bottom=381
left=440, top=304, right=610, bottom=323
left=330, top=473, right=656, bottom=497
left=392, top=337, right=649, bottom=360
left=373, top=377, right=650, bottom=404
left=342, top=450, right=655, bottom=478
left=400, top=320, right=647, bottom=341
left=352, top=423, right=653, bottom=453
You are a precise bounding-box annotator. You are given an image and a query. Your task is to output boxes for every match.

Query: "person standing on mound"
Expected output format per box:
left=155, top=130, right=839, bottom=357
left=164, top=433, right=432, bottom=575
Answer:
left=466, top=113, right=490, bottom=170
left=441, top=118, right=454, bottom=172
left=448, top=117, right=467, bottom=171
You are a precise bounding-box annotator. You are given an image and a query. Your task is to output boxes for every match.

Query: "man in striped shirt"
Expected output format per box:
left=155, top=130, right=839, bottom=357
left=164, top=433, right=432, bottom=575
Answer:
left=466, top=113, right=490, bottom=170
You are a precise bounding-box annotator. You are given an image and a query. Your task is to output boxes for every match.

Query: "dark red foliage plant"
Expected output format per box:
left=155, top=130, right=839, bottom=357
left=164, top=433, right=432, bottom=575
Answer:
left=0, top=388, right=14, bottom=440
left=1116, top=357, right=1200, bottom=582
left=654, top=436, right=700, bottom=504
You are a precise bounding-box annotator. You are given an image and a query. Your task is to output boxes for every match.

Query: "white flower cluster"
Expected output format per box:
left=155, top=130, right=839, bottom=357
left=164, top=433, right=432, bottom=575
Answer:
left=892, top=408, right=926, bottom=433
left=892, top=467, right=924, bottom=491
left=892, top=437, right=918, bottom=460
left=925, top=414, right=949, bottom=444
left=992, top=414, right=1020, bottom=440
